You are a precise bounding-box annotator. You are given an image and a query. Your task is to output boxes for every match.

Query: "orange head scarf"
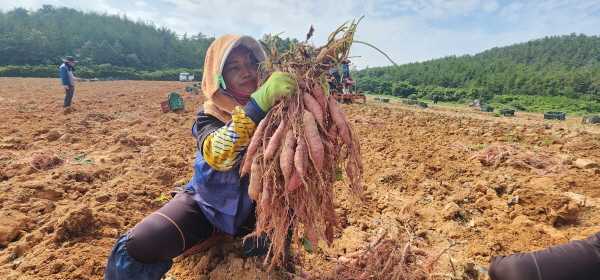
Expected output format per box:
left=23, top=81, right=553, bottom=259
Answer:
left=202, top=35, right=266, bottom=123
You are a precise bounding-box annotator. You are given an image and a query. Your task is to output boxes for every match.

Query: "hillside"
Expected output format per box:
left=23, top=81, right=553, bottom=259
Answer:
left=0, top=5, right=213, bottom=71
left=354, top=34, right=600, bottom=114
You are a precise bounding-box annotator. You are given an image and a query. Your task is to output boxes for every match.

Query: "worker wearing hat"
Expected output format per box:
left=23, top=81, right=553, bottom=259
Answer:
left=60, top=56, right=81, bottom=108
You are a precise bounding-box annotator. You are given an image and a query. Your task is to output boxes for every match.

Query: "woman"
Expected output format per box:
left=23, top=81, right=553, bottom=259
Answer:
left=104, top=34, right=298, bottom=280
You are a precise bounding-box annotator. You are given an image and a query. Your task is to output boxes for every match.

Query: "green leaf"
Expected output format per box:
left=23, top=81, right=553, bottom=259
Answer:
left=74, top=155, right=93, bottom=163
left=302, top=236, right=313, bottom=254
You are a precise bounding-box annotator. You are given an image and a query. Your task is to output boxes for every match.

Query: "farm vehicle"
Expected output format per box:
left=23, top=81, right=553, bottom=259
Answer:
left=326, top=59, right=366, bottom=104
left=468, top=99, right=483, bottom=108
left=179, top=73, right=194, bottom=82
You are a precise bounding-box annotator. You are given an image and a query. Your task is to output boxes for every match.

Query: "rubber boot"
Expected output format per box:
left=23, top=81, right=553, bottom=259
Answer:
left=241, top=234, right=271, bottom=258
left=104, top=232, right=173, bottom=280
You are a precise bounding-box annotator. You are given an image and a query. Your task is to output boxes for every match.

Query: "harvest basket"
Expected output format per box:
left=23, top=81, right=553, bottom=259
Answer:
left=168, top=92, right=181, bottom=99
left=544, top=111, right=565, bottom=121
left=500, top=109, right=515, bottom=116
left=169, top=98, right=185, bottom=111
left=481, top=105, right=494, bottom=112
left=160, top=100, right=171, bottom=113
left=582, top=115, right=600, bottom=124
left=185, top=86, right=195, bottom=92
left=381, top=99, right=390, bottom=103
left=419, top=102, right=428, bottom=108
left=374, top=98, right=380, bottom=101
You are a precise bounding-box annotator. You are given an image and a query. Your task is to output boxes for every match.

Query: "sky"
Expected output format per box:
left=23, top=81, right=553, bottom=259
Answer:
left=2, top=0, right=600, bottom=69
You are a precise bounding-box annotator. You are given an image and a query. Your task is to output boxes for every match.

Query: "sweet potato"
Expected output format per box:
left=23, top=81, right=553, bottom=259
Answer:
left=345, top=163, right=354, bottom=183
left=279, top=130, right=296, bottom=183
left=351, top=145, right=363, bottom=170
left=325, top=223, right=334, bottom=246
left=248, top=157, right=262, bottom=200
left=286, top=169, right=302, bottom=192
left=261, top=177, right=271, bottom=211
left=294, top=137, right=308, bottom=177
left=241, top=117, right=270, bottom=175
left=264, top=120, right=286, bottom=160
left=303, top=92, right=323, bottom=127
left=246, top=118, right=269, bottom=160
left=328, top=96, right=352, bottom=145
left=303, top=110, right=324, bottom=170
left=305, top=223, right=318, bottom=250
left=240, top=154, right=253, bottom=176
left=312, top=82, right=327, bottom=113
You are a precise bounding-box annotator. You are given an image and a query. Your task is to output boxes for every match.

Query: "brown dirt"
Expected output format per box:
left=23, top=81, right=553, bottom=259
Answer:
left=0, top=77, right=599, bottom=279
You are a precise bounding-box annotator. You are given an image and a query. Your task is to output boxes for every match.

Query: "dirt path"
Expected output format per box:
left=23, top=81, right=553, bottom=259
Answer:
left=0, top=78, right=598, bottom=279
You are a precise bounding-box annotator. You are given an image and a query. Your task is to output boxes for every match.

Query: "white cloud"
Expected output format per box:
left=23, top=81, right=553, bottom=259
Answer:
left=1, top=0, right=600, bottom=68
left=134, top=1, right=149, bottom=8
left=481, top=0, right=499, bottom=12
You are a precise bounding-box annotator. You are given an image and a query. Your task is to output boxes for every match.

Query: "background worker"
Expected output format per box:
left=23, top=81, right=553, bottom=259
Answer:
left=488, top=231, right=600, bottom=280
left=59, top=56, right=81, bottom=108
left=104, top=34, right=298, bottom=279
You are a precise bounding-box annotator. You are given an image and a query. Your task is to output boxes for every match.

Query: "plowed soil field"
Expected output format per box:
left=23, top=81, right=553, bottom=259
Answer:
left=1, top=77, right=599, bottom=279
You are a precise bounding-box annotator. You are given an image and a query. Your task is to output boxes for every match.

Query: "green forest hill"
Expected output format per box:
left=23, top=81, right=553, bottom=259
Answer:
left=1, top=5, right=599, bottom=115
left=353, top=33, right=600, bottom=115
left=0, top=5, right=214, bottom=81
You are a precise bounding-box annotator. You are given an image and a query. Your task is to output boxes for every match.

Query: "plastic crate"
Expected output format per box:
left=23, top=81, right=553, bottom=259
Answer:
left=374, top=98, right=380, bottom=101
left=481, top=105, right=494, bottom=112
left=185, top=86, right=194, bottom=92
left=169, top=98, right=185, bottom=110
left=419, top=102, right=428, bottom=108
left=381, top=99, right=390, bottom=103
left=168, top=92, right=181, bottom=99
left=407, top=100, right=414, bottom=105
left=500, top=109, right=515, bottom=116
left=544, top=111, right=565, bottom=121
left=160, top=100, right=171, bottom=113
left=582, top=115, right=600, bottom=124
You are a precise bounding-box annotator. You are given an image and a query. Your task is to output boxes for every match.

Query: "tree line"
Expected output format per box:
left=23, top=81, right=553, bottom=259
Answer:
left=0, top=5, right=301, bottom=81
left=0, top=5, right=213, bottom=79
left=352, top=33, right=600, bottom=114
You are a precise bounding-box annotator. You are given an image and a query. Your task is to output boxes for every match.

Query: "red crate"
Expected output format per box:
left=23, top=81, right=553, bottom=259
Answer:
left=160, top=100, right=171, bottom=113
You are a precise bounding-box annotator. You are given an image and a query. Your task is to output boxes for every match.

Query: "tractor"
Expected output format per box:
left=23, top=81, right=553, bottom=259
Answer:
left=468, top=99, right=483, bottom=108
left=326, top=59, right=366, bottom=104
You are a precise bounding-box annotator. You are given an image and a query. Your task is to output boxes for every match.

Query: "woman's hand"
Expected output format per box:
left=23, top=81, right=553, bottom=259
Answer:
left=251, top=72, right=298, bottom=112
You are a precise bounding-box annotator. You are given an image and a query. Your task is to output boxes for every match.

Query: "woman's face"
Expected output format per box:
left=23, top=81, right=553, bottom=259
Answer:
left=222, top=48, right=259, bottom=94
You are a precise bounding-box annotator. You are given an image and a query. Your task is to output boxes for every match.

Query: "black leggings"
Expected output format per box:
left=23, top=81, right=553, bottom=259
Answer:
left=126, top=190, right=255, bottom=263
left=489, top=231, right=600, bottom=280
